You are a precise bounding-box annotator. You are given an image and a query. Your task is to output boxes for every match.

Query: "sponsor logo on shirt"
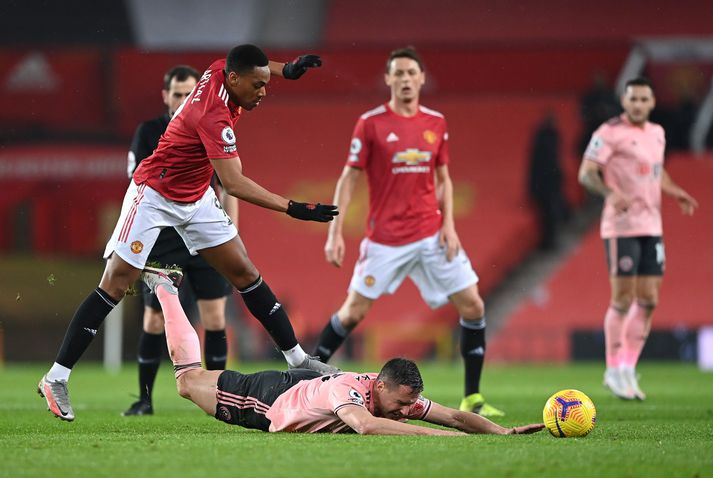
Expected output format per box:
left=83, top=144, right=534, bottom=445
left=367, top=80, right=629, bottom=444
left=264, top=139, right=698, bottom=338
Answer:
left=130, top=241, right=144, bottom=254
left=391, top=149, right=431, bottom=174
left=349, top=388, right=365, bottom=406
left=423, top=130, right=437, bottom=144
left=386, top=132, right=399, bottom=142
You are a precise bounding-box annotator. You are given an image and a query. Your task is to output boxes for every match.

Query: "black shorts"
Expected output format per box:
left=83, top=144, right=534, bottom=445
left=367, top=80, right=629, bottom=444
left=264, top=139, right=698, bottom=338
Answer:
left=214, top=369, right=322, bottom=431
left=143, top=228, right=232, bottom=310
left=604, top=236, right=665, bottom=277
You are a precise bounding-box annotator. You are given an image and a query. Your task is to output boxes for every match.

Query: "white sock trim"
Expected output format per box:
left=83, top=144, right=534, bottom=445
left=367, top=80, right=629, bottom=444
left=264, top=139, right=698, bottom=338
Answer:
left=47, top=363, right=72, bottom=382
left=282, top=344, right=307, bottom=367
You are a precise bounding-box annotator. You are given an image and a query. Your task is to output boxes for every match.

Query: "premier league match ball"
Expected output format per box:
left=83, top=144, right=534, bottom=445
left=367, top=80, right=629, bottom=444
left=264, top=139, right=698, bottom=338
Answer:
left=542, top=389, right=596, bottom=438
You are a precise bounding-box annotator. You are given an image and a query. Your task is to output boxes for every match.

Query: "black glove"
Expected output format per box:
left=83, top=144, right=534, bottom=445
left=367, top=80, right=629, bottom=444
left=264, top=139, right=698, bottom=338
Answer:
left=282, top=54, right=322, bottom=80
left=286, top=200, right=338, bottom=222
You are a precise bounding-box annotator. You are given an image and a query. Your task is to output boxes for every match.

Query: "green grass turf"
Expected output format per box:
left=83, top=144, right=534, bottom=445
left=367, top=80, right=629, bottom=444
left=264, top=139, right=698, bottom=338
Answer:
left=1, top=362, right=712, bottom=478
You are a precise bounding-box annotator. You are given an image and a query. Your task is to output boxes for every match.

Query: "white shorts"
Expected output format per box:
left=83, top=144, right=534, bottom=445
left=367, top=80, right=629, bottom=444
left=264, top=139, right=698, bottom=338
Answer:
left=103, top=181, right=237, bottom=269
left=349, top=231, right=479, bottom=309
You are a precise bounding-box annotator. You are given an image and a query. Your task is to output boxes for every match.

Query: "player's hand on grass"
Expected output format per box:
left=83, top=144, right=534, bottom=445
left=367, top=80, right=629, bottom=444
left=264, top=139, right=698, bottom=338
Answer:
left=506, top=423, right=546, bottom=435
left=325, top=234, right=346, bottom=268
left=675, top=189, right=698, bottom=216
left=282, top=55, right=322, bottom=80
left=287, top=200, right=338, bottom=222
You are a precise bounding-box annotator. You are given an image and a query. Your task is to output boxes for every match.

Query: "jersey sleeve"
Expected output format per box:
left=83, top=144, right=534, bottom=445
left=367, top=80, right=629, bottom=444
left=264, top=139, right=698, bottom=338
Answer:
left=346, top=117, right=369, bottom=169
left=405, top=395, right=432, bottom=420
left=435, top=120, right=450, bottom=167
left=583, top=124, right=614, bottom=165
left=328, top=376, right=370, bottom=414
left=127, top=122, right=154, bottom=178
left=196, top=106, right=239, bottom=160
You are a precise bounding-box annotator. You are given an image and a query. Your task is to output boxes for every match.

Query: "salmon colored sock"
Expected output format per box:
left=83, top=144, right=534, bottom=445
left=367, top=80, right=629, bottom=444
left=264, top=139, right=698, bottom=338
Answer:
left=604, top=306, right=625, bottom=368
left=621, top=303, right=649, bottom=369
left=155, top=285, right=201, bottom=378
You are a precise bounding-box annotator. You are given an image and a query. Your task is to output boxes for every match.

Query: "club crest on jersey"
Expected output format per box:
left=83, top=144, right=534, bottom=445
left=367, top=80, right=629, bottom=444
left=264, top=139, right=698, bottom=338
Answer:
left=423, top=130, right=437, bottom=144
left=364, top=275, right=376, bottom=287
left=130, top=241, right=143, bottom=254
left=349, top=388, right=365, bottom=406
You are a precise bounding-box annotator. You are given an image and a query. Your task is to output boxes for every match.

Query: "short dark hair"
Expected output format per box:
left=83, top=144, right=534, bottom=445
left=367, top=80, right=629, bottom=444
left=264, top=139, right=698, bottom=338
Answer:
left=624, top=77, right=654, bottom=91
left=163, top=65, right=200, bottom=90
left=225, top=44, right=269, bottom=75
left=386, top=46, right=424, bottom=74
left=377, top=358, right=424, bottom=393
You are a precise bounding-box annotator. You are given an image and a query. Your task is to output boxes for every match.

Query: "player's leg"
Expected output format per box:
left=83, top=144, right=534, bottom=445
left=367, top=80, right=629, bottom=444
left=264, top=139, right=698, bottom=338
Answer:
left=450, top=285, right=503, bottom=417
left=197, top=297, right=228, bottom=370
left=189, top=255, right=232, bottom=370
left=123, top=302, right=164, bottom=417
left=314, top=290, right=374, bottom=362
left=619, top=236, right=665, bottom=399
left=314, top=237, right=413, bottom=362
left=39, top=253, right=142, bottom=421
left=38, top=181, right=164, bottom=420
left=601, top=237, right=639, bottom=400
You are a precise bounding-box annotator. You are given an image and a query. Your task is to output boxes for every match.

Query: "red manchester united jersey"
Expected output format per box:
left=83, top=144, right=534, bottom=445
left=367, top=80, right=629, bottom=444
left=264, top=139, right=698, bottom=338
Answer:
left=347, top=104, right=449, bottom=245
left=133, top=59, right=241, bottom=203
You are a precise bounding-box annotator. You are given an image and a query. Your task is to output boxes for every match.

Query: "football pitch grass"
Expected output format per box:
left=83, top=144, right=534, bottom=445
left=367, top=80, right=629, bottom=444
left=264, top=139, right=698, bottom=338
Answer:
left=2, top=362, right=712, bottom=478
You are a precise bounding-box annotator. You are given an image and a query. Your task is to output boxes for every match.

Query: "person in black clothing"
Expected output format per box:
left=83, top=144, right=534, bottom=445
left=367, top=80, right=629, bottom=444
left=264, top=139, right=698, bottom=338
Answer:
left=528, top=112, right=570, bottom=250
left=123, top=65, right=236, bottom=416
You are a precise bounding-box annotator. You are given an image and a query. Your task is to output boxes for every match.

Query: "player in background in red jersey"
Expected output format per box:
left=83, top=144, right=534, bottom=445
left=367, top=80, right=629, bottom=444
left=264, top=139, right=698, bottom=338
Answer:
left=38, top=45, right=337, bottom=422
left=142, top=267, right=544, bottom=435
left=312, top=47, right=504, bottom=417
left=579, top=77, right=698, bottom=400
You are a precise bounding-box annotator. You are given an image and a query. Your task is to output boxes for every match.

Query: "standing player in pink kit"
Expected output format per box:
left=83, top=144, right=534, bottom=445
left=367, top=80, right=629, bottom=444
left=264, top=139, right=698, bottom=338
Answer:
left=37, top=44, right=339, bottom=422
left=579, top=77, right=698, bottom=400
left=142, top=268, right=543, bottom=435
left=312, top=47, right=503, bottom=417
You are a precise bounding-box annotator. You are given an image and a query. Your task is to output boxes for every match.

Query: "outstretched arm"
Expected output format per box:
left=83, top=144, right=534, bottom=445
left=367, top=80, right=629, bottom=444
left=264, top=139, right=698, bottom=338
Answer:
left=211, top=156, right=337, bottom=222
left=423, top=401, right=544, bottom=435
left=337, top=405, right=465, bottom=436
left=662, top=169, right=698, bottom=216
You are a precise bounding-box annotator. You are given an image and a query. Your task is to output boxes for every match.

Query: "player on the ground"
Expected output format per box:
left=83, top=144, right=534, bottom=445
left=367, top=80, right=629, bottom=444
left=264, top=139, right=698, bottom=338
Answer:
left=142, top=266, right=543, bottom=435
left=312, top=47, right=503, bottom=417
left=578, top=77, right=698, bottom=400
left=38, top=44, right=338, bottom=422
left=123, top=65, right=236, bottom=417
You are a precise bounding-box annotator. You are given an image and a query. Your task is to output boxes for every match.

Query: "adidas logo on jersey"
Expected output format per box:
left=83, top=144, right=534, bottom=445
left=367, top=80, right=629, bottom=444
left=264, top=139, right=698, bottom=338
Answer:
left=386, top=132, right=399, bottom=142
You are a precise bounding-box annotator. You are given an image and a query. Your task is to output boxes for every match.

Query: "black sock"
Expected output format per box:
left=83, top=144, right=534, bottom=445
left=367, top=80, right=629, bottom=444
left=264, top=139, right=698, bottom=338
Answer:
left=460, top=317, right=486, bottom=396
left=204, top=329, right=227, bottom=370
left=314, top=314, right=352, bottom=362
left=238, top=277, right=298, bottom=351
left=55, top=288, right=118, bottom=368
left=137, top=331, right=164, bottom=403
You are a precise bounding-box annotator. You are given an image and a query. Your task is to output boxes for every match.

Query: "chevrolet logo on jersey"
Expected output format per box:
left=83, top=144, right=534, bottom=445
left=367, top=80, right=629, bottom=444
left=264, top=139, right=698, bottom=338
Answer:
left=392, top=149, right=431, bottom=165
left=391, top=149, right=431, bottom=174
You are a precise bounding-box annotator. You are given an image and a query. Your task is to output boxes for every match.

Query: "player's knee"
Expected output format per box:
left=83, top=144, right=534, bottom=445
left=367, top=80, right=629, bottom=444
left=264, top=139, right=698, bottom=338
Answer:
left=612, top=294, right=634, bottom=312
left=637, top=300, right=657, bottom=315
left=457, top=296, right=485, bottom=320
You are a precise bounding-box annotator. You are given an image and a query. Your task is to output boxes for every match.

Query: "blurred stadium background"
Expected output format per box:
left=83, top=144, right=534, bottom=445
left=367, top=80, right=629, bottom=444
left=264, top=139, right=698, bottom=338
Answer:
left=1, top=0, right=712, bottom=369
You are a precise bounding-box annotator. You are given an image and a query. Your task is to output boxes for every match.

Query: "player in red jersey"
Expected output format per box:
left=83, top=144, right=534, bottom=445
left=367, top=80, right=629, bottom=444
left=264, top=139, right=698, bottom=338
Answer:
left=142, top=267, right=544, bottom=435
left=38, top=45, right=338, bottom=422
left=312, top=47, right=503, bottom=417
left=579, top=77, right=698, bottom=400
